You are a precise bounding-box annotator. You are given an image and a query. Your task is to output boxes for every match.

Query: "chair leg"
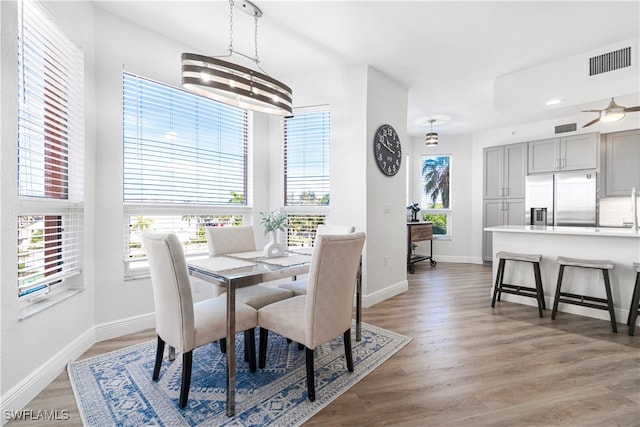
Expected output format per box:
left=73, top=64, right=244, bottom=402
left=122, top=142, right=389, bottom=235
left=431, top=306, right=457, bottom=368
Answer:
left=343, top=329, right=354, bottom=372
left=219, top=338, right=226, bottom=354
left=297, top=343, right=304, bottom=351
left=628, top=273, right=640, bottom=336
left=551, top=265, right=565, bottom=320
left=258, top=327, right=269, bottom=369
left=533, top=261, right=545, bottom=317
left=244, top=329, right=256, bottom=372
left=305, top=347, right=316, bottom=402
left=179, top=350, right=192, bottom=409
left=244, top=333, right=249, bottom=363
left=491, top=258, right=506, bottom=307
left=153, top=336, right=165, bottom=381
left=601, top=269, right=617, bottom=333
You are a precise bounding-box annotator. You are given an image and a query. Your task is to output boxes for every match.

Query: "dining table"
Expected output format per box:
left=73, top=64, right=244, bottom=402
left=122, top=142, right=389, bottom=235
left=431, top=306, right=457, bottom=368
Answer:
left=187, top=249, right=362, bottom=417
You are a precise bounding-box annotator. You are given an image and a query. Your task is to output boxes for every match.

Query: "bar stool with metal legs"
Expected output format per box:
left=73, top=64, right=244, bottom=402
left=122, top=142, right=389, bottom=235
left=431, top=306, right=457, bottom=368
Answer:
left=627, top=262, right=640, bottom=336
left=491, top=251, right=545, bottom=317
left=551, top=256, right=616, bottom=333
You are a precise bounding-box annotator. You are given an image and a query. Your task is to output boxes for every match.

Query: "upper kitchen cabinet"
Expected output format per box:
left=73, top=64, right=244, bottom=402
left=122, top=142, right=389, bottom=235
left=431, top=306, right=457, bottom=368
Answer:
left=603, top=129, right=640, bottom=196
left=483, top=143, right=527, bottom=199
left=528, top=133, right=598, bottom=174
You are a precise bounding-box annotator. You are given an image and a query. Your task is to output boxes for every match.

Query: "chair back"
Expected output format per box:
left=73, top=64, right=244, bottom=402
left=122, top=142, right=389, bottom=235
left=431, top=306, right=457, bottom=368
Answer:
left=205, top=225, right=257, bottom=256
left=142, top=232, right=195, bottom=352
left=316, top=224, right=355, bottom=235
left=305, top=232, right=366, bottom=348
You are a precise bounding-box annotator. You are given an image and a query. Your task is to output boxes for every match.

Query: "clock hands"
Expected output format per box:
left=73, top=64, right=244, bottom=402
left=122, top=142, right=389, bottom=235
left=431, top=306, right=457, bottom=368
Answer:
left=381, top=136, right=395, bottom=154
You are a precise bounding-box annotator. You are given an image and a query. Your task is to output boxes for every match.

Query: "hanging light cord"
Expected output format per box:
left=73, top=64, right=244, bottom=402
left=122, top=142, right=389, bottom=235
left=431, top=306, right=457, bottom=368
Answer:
left=215, top=0, right=269, bottom=75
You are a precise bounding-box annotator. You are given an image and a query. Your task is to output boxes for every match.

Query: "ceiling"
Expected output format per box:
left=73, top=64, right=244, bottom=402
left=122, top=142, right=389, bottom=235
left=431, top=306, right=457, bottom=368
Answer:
left=94, top=1, right=640, bottom=137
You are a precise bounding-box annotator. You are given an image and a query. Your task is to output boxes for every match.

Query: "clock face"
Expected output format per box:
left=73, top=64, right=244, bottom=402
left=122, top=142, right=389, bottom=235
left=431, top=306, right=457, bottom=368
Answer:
left=373, top=124, right=402, bottom=176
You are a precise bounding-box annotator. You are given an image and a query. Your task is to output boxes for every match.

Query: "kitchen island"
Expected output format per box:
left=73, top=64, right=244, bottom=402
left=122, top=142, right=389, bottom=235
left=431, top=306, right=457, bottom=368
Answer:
left=485, top=225, right=640, bottom=324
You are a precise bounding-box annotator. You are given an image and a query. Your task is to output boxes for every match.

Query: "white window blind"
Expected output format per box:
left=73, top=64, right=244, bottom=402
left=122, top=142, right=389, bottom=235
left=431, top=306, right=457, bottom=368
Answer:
left=17, top=0, right=85, bottom=298
left=123, top=73, right=248, bottom=205
left=286, top=213, right=326, bottom=247
left=284, top=109, right=330, bottom=206
left=126, top=213, right=246, bottom=271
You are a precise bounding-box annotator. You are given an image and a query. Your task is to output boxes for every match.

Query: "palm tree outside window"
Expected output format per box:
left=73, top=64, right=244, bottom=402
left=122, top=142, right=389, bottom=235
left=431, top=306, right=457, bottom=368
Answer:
left=420, top=155, right=451, bottom=237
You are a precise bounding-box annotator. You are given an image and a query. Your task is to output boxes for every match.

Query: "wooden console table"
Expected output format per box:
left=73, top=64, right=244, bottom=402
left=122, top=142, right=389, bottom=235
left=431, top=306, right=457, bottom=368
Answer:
left=407, top=222, right=436, bottom=273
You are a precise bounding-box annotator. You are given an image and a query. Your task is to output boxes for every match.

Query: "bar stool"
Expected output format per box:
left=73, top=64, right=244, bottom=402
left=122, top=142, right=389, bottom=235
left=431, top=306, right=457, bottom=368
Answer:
left=627, top=262, right=640, bottom=336
left=551, top=256, right=616, bottom=333
left=491, top=251, right=545, bottom=317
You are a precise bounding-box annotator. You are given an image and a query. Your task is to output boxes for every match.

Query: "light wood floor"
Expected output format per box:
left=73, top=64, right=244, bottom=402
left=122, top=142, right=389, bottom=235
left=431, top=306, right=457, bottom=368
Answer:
left=9, top=262, right=640, bottom=426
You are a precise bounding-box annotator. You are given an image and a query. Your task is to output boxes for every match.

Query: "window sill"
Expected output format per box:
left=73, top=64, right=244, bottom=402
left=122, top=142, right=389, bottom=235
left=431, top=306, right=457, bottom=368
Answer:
left=18, top=288, right=85, bottom=320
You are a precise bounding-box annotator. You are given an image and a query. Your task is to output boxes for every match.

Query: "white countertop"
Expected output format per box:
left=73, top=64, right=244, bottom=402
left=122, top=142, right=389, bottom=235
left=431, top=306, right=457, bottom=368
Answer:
left=484, top=224, right=640, bottom=238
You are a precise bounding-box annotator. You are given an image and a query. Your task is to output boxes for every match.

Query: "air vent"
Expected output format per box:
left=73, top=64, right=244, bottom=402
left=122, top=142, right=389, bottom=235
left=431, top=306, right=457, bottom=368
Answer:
left=555, top=123, right=577, bottom=134
left=588, top=46, right=632, bottom=76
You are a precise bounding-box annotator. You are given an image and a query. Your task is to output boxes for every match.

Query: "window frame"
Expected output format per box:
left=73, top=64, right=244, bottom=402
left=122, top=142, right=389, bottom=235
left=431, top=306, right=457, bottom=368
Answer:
left=16, top=0, right=85, bottom=306
left=281, top=106, right=331, bottom=246
left=121, top=72, right=251, bottom=276
left=419, top=154, right=452, bottom=239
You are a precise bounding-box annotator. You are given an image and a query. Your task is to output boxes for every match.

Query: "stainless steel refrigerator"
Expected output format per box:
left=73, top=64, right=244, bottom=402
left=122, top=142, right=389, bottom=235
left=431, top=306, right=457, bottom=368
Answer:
left=525, top=171, right=597, bottom=226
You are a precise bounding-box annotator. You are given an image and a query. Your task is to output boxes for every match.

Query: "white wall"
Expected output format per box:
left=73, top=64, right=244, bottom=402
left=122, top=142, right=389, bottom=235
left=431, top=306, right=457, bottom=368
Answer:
left=1, top=0, right=97, bottom=414
left=269, top=65, right=410, bottom=305
left=364, top=67, right=409, bottom=302
left=409, top=134, right=479, bottom=264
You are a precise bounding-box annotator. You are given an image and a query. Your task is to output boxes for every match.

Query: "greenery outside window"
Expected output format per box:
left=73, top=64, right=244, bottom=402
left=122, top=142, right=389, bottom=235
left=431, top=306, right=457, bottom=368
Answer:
left=420, top=155, right=451, bottom=238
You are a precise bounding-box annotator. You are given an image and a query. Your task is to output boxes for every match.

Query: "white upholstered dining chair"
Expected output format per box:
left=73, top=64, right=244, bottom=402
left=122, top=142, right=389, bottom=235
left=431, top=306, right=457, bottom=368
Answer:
left=257, top=232, right=366, bottom=401
left=142, top=232, right=258, bottom=408
left=278, top=224, right=356, bottom=296
left=204, top=225, right=294, bottom=308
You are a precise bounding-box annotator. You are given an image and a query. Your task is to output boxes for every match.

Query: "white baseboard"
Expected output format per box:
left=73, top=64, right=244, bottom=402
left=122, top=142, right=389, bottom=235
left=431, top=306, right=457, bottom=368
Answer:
left=1, top=314, right=156, bottom=424
left=362, top=280, right=408, bottom=308
left=427, top=255, right=485, bottom=265
left=94, top=312, right=155, bottom=342
left=1, top=328, right=94, bottom=425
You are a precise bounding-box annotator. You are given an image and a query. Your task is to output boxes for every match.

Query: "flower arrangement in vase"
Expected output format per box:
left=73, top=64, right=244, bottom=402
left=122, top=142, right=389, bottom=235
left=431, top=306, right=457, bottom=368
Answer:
left=260, top=210, right=288, bottom=258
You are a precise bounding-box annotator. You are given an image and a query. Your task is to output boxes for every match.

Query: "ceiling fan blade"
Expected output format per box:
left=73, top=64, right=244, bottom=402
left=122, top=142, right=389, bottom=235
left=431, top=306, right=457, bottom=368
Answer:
left=582, top=117, right=600, bottom=128
left=581, top=109, right=603, bottom=113
left=623, top=106, right=640, bottom=112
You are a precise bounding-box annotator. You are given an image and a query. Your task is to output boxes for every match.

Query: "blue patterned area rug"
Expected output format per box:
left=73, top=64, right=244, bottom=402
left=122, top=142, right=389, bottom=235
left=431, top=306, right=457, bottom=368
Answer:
left=68, top=322, right=410, bottom=426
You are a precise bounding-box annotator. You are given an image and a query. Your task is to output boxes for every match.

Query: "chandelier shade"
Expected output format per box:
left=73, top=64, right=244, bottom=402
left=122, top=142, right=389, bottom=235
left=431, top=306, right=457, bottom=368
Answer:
left=181, top=53, right=293, bottom=116
left=181, top=0, right=293, bottom=116
left=425, top=132, right=439, bottom=146
left=425, top=119, right=438, bottom=146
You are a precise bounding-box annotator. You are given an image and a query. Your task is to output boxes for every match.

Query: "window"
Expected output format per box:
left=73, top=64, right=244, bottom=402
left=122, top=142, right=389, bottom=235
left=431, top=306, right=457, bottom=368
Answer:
left=284, top=109, right=330, bottom=206
left=122, top=73, right=249, bottom=272
left=420, top=155, right=451, bottom=237
left=17, top=0, right=85, bottom=301
left=282, top=107, right=330, bottom=246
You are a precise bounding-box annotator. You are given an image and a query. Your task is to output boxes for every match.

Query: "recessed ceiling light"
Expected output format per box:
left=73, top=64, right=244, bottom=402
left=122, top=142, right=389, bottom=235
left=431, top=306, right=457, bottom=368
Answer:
left=545, top=98, right=564, bottom=106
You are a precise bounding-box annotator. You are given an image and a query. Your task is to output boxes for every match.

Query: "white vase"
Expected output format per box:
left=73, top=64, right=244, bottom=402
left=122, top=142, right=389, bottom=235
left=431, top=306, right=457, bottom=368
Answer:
left=264, top=231, right=286, bottom=258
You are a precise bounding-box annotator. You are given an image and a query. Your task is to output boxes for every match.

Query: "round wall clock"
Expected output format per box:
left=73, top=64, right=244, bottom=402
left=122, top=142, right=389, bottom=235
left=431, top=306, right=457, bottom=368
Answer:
left=373, top=124, right=402, bottom=176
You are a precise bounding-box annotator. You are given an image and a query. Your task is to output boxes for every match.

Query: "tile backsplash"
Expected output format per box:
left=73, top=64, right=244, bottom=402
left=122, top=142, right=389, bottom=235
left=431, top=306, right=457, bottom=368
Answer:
left=599, top=195, right=638, bottom=227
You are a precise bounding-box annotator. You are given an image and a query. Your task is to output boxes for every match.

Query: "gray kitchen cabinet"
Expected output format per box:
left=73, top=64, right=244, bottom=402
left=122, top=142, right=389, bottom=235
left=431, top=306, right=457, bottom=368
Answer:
left=483, top=143, right=527, bottom=199
left=528, top=133, right=598, bottom=174
left=603, top=129, right=640, bottom=196
left=483, top=198, right=525, bottom=261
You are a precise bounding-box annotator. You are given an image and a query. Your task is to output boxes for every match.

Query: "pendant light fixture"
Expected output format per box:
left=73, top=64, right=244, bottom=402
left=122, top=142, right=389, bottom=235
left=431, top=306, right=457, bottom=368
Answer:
left=181, top=0, right=293, bottom=116
left=425, top=119, right=438, bottom=146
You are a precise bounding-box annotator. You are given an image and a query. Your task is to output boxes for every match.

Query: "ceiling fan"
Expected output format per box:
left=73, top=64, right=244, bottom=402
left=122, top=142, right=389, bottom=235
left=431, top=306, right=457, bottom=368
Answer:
left=582, top=97, right=640, bottom=127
